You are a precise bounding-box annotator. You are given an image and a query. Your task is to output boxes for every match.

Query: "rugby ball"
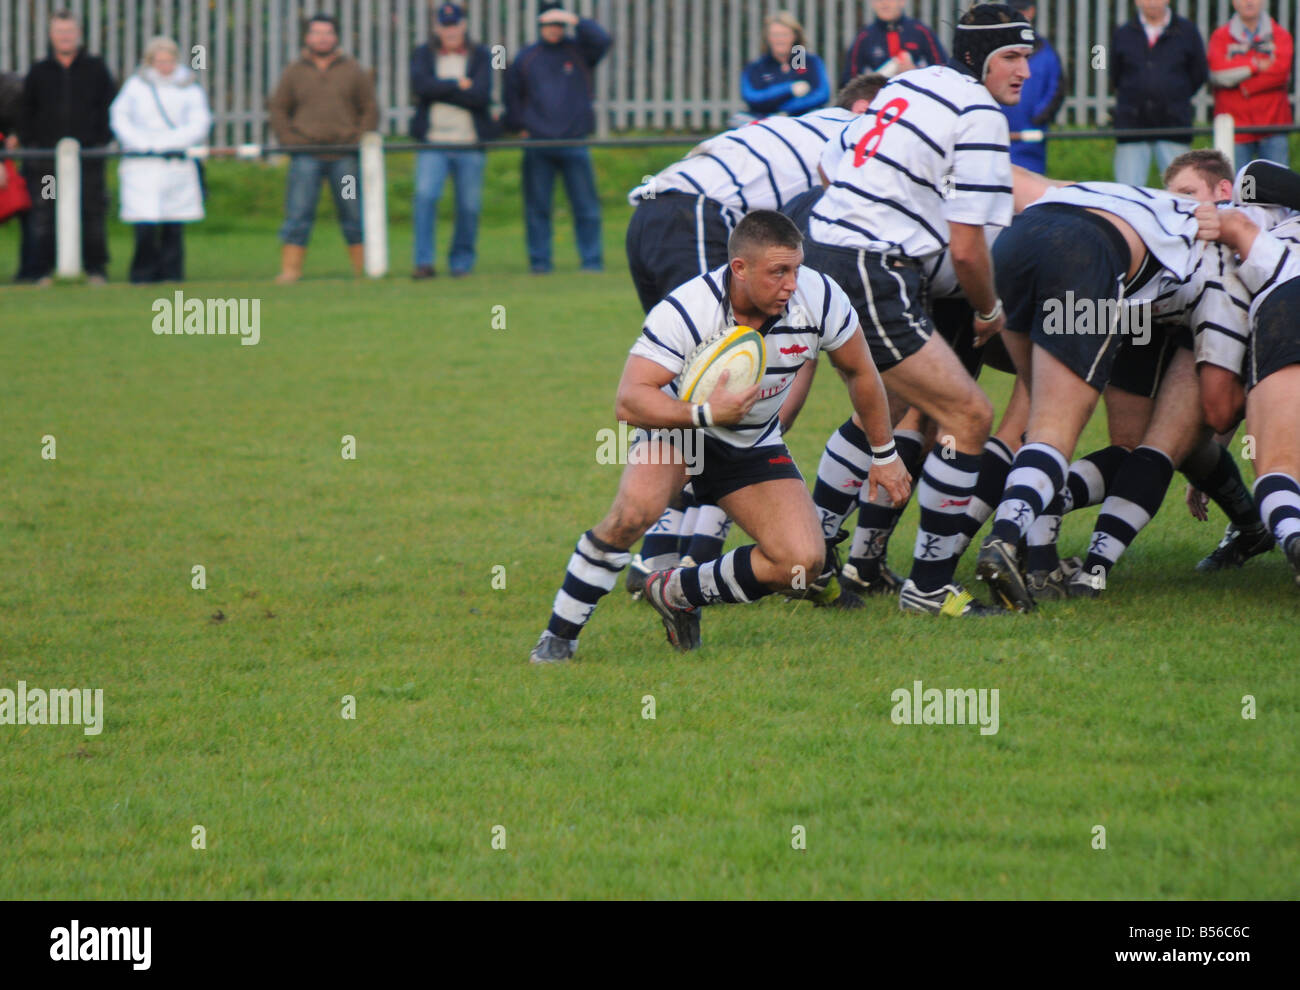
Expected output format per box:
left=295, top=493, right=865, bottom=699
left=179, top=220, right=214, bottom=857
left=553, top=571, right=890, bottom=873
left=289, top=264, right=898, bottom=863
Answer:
left=677, top=326, right=766, bottom=402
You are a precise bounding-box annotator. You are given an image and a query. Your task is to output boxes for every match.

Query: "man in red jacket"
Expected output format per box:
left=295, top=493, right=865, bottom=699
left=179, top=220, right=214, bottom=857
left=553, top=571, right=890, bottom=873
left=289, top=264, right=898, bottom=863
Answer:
left=1208, top=0, right=1293, bottom=170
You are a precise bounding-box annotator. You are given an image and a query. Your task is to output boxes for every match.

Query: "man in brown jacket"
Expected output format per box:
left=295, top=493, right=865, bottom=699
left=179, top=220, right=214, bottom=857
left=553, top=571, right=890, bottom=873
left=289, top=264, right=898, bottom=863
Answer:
left=267, top=13, right=378, bottom=281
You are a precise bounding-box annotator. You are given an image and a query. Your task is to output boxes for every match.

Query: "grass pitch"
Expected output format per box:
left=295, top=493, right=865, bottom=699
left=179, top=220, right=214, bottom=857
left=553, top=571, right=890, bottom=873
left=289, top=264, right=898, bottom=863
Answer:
left=0, top=142, right=1296, bottom=899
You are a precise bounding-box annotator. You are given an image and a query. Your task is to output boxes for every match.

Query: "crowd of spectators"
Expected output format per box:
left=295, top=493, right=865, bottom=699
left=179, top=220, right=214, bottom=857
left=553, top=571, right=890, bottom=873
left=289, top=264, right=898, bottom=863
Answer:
left=0, top=2, right=1295, bottom=284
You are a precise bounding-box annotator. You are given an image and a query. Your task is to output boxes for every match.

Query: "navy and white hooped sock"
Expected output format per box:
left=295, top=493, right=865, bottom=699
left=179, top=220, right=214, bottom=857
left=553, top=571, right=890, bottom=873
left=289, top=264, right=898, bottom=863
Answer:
left=546, top=530, right=632, bottom=640
left=686, top=503, right=731, bottom=564
left=989, top=442, right=1069, bottom=546
left=956, top=436, right=1015, bottom=553
left=812, top=418, right=872, bottom=539
left=909, top=448, right=983, bottom=592
left=1080, top=445, right=1175, bottom=578
left=676, top=545, right=772, bottom=607
left=1063, top=445, right=1129, bottom=515
left=1024, top=489, right=1066, bottom=573
left=1253, top=473, right=1300, bottom=550
left=847, top=428, right=925, bottom=574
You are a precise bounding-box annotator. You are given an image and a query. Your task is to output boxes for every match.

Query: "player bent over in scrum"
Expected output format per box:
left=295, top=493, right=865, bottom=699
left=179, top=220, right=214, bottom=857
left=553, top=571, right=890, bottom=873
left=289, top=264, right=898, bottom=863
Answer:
left=529, top=211, right=910, bottom=662
left=1205, top=205, right=1300, bottom=586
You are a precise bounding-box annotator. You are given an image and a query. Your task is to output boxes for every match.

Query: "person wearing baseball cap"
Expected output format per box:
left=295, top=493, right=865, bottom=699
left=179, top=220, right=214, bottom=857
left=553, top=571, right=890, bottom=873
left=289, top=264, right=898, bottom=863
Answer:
left=504, top=2, right=612, bottom=273
left=409, top=2, right=496, bottom=278
left=999, top=0, right=1066, bottom=174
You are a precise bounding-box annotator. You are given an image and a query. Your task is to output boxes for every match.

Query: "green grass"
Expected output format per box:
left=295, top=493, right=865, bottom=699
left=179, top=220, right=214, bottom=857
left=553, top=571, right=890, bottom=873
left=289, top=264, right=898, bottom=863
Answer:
left=0, top=143, right=1296, bottom=899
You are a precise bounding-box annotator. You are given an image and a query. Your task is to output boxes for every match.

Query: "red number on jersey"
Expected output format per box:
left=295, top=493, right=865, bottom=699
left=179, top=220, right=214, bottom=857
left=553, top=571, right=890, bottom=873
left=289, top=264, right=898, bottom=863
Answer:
left=852, top=98, right=910, bottom=167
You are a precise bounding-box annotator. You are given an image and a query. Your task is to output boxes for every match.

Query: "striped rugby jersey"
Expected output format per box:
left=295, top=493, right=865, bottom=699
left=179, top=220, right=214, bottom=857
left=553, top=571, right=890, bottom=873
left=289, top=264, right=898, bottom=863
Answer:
left=1023, top=182, right=1211, bottom=287
left=810, top=65, right=1013, bottom=259
left=627, top=107, right=858, bottom=220
left=1151, top=205, right=1292, bottom=374
left=629, top=264, right=858, bottom=450
left=1234, top=211, right=1300, bottom=321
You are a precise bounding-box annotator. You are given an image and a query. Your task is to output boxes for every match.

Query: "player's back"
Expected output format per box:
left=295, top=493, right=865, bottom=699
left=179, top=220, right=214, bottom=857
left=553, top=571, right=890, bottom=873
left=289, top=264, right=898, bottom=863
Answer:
left=629, top=107, right=857, bottom=219
left=811, top=65, right=1012, bottom=259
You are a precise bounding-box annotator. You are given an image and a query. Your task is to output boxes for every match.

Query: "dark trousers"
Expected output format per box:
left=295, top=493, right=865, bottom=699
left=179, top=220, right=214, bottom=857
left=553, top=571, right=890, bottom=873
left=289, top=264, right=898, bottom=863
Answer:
left=130, top=223, right=184, bottom=283
left=16, top=159, right=109, bottom=280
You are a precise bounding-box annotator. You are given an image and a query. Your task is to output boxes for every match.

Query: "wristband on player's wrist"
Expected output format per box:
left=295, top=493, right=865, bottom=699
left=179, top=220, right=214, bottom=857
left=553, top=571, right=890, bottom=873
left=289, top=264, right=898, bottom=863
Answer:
left=692, top=402, right=713, bottom=428
left=870, top=441, right=898, bottom=466
left=975, top=298, right=1003, bottom=323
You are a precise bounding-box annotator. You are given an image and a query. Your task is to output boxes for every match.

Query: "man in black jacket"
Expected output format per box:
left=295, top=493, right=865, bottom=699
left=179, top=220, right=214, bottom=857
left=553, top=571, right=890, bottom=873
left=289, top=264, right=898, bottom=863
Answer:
left=504, top=1, right=611, bottom=274
left=8, top=9, right=116, bottom=283
left=1111, top=0, right=1208, bottom=186
left=408, top=3, right=495, bottom=278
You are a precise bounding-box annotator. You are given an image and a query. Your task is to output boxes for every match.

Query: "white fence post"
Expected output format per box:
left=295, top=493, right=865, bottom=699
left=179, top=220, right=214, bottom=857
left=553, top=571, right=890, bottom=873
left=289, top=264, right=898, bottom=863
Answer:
left=55, top=137, right=82, bottom=279
left=1213, top=113, right=1236, bottom=165
left=359, top=131, right=387, bottom=279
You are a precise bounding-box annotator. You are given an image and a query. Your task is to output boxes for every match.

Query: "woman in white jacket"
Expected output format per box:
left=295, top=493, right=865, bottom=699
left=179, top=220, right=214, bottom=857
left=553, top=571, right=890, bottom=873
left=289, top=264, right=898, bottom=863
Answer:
left=110, top=37, right=211, bottom=282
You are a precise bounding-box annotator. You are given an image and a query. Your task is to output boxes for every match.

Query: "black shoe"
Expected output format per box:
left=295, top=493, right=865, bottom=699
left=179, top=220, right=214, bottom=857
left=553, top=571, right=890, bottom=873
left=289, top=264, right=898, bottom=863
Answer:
left=1196, top=523, right=1274, bottom=572
left=644, top=570, right=701, bottom=652
left=412, top=265, right=436, bottom=279
left=840, top=561, right=903, bottom=597
left=975, top=536, right=1035, bottom=612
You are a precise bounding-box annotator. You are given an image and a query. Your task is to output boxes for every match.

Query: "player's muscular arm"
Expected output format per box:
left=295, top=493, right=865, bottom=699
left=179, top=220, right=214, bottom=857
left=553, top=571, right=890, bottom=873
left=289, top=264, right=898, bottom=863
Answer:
left=827, top=330, right=911, bottom=506
left=614, top=357, right=758, bottom=429
left=1012, top=164, right=1073, bottom=213
left=948, top=221, right=1003, bottom=344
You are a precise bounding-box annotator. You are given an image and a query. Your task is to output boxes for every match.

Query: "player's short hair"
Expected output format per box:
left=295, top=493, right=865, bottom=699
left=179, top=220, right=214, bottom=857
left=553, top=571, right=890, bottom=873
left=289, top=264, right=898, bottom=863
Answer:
left=837, top=72, right=887, bottom=109
left=49, top=9, right=77, bottom=27
left=1164, top=149, right=1233, bottom=190
left=728, top=210, right=803, bottom=260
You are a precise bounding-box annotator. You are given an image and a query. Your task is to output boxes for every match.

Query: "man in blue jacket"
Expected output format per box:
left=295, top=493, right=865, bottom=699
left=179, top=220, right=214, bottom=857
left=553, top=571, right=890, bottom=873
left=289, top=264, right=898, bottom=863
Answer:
left=839, top=0, right=947, bottom=86
left=505, top=1, right=612, bottom=274
left=1111, top=0, right=1208, bottom=185
left=1000, top=0, right=1065, bottom=174
left=409, top=3, right=495, bottom=278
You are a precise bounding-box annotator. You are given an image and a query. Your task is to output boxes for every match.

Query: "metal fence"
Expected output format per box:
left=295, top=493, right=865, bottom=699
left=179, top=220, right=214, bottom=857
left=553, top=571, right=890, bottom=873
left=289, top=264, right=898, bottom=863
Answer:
left=2, top=0, right=1298, bottom=144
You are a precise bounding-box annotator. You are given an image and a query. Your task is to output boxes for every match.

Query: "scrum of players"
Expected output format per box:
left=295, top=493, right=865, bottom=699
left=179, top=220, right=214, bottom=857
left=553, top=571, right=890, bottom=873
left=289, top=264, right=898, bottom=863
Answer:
left=529, top=2, right=1300, bottom=663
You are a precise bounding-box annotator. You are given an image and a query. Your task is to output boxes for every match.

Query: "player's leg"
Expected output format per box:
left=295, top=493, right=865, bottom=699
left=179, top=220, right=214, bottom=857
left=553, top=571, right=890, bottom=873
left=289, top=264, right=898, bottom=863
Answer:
left=957, top=371, right=1028, bottom=557
left=843, top=404, right=927, bottom=595
left=642, top=443, right=816, bottom=651
left=531, top=437, right=687, bottom=663
left=1246, top=367, right=1300, bottom=584
left=880, top=335, right=1003, bottom=615
left=684, top=502, right=731, bottom=565
left=1070, top=346, right=1200, bottom=596
left=1184, top=429, right=1272, bottom=572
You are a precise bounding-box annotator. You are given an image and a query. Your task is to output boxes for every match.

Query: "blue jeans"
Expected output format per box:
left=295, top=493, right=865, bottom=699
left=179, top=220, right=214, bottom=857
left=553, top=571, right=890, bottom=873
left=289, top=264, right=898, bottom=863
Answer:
left=1235, top=134, right=1291, bottom=172
left=280, top=154, right=363, bottom=246
left=413, top=148, right=486, bottom=273
left=522, top=146, right=603, bottom=272
left=1113, top=140, right=1189, bottom=186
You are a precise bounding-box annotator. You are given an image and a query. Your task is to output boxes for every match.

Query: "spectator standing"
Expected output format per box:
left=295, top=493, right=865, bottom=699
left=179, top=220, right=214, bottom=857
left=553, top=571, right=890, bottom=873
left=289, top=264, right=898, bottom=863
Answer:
left=1000, top=0, right=1065, bottom=175
left=741, top=12, right=829, bottom=118
left=504, top=1, right=611, bottom=274
left=409, top=3, right=494, bottom=279
left=267, top=13, right=378, bottom=283
left=9, top=10, right=116, bottom=285
left=840, top=0, right=946, bottom=86
left=1111, top=0, right=1208, bottom=186
left=109, top=37, right=211, bottom=283
left=1208, top=0, right=1293, bottom=170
